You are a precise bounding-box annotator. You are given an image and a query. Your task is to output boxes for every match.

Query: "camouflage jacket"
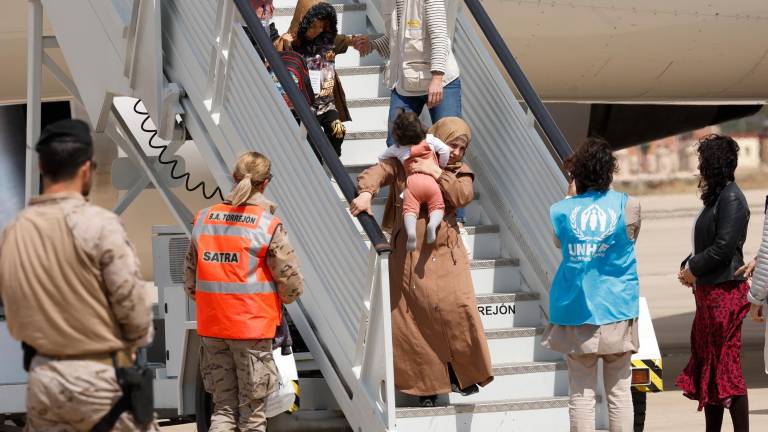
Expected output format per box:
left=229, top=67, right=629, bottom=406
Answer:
left=0, top=192, right=153, bottom=355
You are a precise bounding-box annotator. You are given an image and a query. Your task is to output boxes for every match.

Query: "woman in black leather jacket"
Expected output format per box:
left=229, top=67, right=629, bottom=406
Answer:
left=676, top=134, right=751, bottom=432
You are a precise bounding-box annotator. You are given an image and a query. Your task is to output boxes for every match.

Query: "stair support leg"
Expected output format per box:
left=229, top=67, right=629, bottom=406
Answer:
left=25, top=0, right=43, bottom=202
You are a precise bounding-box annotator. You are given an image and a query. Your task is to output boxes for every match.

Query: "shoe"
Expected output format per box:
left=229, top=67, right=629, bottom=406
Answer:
left=451, top=383, right=479, bottom=396
left=419, top=395, right=438, bottom=407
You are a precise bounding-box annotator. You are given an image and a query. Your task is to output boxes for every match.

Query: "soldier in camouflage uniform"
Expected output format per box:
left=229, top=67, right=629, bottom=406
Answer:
left=0, top=119, right=158, bottom=431
left=185, top=152, right=305, bottom=431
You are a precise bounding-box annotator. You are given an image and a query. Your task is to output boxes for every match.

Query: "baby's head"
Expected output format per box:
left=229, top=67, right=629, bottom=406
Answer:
left=392, top=111, right=426, bottom=147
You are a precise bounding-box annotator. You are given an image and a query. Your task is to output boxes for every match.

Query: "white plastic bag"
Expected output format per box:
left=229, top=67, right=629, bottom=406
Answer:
left=265, top=348, right=299, bottom=418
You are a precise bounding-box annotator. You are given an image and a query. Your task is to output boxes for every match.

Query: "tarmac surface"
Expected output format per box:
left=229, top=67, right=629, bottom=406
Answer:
left=162, top=189, right=768, bottom=431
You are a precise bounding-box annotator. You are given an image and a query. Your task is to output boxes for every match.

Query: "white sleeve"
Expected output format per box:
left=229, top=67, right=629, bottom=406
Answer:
left=427, top=135, right=451, bottom=167
left=750, top=212, right=768, bottom=305
left=379, top=145, right=405, bottom=163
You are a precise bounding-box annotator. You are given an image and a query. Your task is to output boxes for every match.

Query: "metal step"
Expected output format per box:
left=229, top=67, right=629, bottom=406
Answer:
left=446, top=361, right=568, bottom=404
left=485, top=327, right=563, bottom=364
left=346, top=98, right=390, bottom=132
left=274, top=3, right=366, bottom=16
left=470, top=258, right=522, bottom=294
left=345, top=255, right=520, bottom=293
left=395, top=397, right=570, bottom=432
left=461, top=224, right=502, bottom=259
left=337, top=66, right=386, bottom=99
left=476, top=292, right=541, bottom=329
left=340, top=136, right=387, bottom=165
left=273, top=3, right=367, bottom=36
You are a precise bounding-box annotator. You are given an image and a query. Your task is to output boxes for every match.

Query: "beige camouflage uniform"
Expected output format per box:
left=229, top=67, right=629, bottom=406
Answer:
left=184, top=192, right=304, bottom=431
left=0, top=192, right=158, bottom=431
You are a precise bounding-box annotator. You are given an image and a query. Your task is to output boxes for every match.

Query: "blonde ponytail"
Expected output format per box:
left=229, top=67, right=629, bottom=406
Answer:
left=230, top=152, right=271, bottom=206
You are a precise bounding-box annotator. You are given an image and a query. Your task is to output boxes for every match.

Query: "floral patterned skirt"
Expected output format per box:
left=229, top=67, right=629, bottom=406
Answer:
left=675, top=280, right=750, bottom=410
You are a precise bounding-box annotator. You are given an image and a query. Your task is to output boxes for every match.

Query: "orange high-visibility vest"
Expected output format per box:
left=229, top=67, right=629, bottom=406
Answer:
left=192, top=203, right=282, bottom=340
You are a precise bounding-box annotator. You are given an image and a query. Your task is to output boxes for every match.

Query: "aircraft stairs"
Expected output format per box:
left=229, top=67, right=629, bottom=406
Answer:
left=36, top=0, right=587, bottom=430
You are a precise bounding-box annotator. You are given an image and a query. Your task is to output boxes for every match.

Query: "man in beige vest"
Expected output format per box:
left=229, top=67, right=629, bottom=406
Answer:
left=0, top=119, right=158, bottom=431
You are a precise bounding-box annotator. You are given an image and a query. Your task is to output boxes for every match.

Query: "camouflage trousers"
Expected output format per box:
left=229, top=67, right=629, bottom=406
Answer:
left=200, top=337, right=277, bottom=432
left=25, top=356, right=160, bottom=432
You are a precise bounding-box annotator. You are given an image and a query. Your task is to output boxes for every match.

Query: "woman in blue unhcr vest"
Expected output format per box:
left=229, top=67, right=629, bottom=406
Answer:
left=541, top=137, right=641, bottom=432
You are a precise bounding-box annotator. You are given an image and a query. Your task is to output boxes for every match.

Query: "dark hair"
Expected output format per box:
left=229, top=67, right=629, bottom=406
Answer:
left=36, top=119, right=94, bottom=182
left=697, top=134, right=739, bottom=207
left=391, top=111, right=426, bottom=146
left=296, top=2, right=337, bottom=46
left=38, top=139, right=93, bottom=181
left=565, top=137, right=617, bottom=194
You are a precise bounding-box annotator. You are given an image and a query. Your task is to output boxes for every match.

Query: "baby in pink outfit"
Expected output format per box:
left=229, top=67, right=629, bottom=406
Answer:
left=380, top=111, right=451, bottom=251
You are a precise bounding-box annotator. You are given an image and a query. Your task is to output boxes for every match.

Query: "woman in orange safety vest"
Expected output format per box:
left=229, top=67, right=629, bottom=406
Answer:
left=184, top=151, right=305, bottom=431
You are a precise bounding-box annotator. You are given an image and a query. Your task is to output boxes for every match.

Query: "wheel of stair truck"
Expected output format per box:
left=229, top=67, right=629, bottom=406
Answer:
left=195, top=367, right=214, bottom=431
left=628, top=298, right=663, bottom=432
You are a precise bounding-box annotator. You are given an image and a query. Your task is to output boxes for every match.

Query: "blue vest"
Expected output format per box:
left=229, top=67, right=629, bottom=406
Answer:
left=549, top=190, right=639, bottom=325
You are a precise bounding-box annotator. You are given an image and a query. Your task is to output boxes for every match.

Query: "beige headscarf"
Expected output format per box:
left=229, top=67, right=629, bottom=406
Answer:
left=428, top=117, right=472, bottom=170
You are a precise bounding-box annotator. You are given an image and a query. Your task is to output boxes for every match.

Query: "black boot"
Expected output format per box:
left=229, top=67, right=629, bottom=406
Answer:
left=448, top=363, right=480, bottom=396
left=451, top=382, right=480, bottom=396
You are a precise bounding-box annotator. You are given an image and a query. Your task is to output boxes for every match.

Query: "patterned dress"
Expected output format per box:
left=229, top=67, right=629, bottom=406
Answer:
left=676, top=280, right=750, bottom=410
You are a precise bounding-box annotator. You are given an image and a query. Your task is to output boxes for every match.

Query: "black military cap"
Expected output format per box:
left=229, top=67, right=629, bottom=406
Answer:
left=35, top=119, right=93, bottom=152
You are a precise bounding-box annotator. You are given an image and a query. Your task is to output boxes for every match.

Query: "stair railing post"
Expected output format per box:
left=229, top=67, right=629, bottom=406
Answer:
left=378, top=253, right=396, bottom=429
left=353, top=249, right=396, bottom=431
left=25, top=0, right=43, bottom=202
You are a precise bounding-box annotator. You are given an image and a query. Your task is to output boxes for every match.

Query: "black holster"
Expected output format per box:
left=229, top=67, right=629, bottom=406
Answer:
left=22, top=342, right=37, bottom=372
left=273, top=308, right=293, bottom=355
left=91, top=359, right=154, bottom=432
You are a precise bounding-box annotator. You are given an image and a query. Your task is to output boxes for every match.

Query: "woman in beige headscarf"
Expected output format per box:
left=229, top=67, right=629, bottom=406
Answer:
left=350, top=117, right=493, bottom=406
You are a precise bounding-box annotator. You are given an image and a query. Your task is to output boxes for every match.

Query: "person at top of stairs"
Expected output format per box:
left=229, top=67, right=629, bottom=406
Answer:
left=543, top=137, right=641, bottom=432
left=276, top=0, right=357, bottom=157
left=352, top=0, right=462, bottom=148
left=350, top=117, right=492, bottom=407
left=379, top=110, right=451, bottom=251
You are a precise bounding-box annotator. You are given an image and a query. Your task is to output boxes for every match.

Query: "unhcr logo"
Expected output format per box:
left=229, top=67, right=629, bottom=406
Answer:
left=567, top=204, right=617, bottom=261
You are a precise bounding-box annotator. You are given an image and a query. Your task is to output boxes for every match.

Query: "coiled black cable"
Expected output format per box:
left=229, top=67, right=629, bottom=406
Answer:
left=132, top=99, right=224, bottom=201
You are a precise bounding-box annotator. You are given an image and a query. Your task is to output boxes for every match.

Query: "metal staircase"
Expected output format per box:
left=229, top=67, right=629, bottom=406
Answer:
left=277, top=0, right=576, bottom=429
left=34, top=0, right=575, bottom=430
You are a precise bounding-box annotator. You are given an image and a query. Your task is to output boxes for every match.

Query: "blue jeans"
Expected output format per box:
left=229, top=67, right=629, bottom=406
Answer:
left=386, top=78, right=462, bottom=147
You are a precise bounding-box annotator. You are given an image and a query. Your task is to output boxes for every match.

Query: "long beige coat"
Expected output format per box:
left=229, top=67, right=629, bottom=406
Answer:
left=357, top=159, right=493, bottom=395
